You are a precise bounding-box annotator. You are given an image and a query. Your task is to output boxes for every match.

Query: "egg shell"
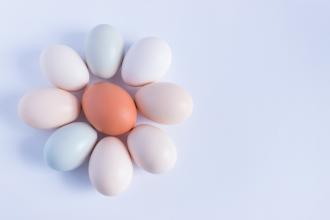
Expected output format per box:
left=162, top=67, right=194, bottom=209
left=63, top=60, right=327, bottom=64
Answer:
left=121, top=37, right=172, bottom=86
left=44, top=122, right=97, bottom=171
left=135, top=82, right=193, bottom=124
left=127, top=124, right=177, bottom=174
left=85, top=24, right=124, bottom=79
left=40, top=44, right=89, bottom=91
left=89, top=137, right=133, bottom=196
left=18, top=88, right=80, bottom=129
left=82, top=82, right=137, bottom=136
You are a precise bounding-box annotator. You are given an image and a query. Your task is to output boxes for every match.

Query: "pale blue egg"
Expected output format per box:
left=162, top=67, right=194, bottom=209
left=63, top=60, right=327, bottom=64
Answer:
left=44, top=122, right=97, bottom=171
left=85, top=24, right=124, bottom=79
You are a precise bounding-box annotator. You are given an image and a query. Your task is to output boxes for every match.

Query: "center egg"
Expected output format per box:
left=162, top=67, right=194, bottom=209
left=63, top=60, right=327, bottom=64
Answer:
left=82, top=82, right=137, bottom=136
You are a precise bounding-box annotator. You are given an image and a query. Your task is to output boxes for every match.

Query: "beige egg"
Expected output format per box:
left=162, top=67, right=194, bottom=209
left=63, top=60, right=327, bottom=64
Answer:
left=18, top=88, right=80, bottom=129
left=40, top=44, right=89, bottom=91
left=127, top=124, right=177, bottom=174
left=135, top=82, right=193, bottom=124
left=89, top=137, right=133, bottom=196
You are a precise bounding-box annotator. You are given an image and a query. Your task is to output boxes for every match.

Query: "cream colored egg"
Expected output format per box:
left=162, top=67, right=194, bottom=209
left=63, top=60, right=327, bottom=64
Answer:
left=89, top=137, right=133, bottom=196
left=127, top=124, right=177, bottom=174
left=40, top=44, right=89, bottom=91
left=121, top=37, right=172, bottom=86
left=18, top=88, right=80, bottom=129
left=135, top=82, right=193, bottom=124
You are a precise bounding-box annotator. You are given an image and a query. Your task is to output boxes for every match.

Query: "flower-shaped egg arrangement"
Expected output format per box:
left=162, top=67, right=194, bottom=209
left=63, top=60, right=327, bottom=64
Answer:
left=18, top=24, right=193, bottom=196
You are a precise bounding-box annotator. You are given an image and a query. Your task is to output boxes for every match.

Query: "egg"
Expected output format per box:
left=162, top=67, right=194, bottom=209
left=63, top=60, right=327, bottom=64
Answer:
left=18, top=88, right=80, bottom=129
left=44, top=122, right=97, bottom=171
left=82, top=82, right=137, bottom=135
left=85, top=24, right=124, bottom=79
left=121, top=37, right=172, bottom=86
left=89, top=137, right=133, bottom=196
left=127, top=124, right=177, bottom=173
left=40, top=44, right=89, bottom=91
left=135, top=82, right=193, bottom=124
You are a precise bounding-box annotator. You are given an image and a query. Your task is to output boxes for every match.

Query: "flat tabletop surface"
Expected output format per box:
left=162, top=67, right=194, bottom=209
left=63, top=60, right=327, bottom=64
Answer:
left=1, top=0, right=330, bottom=219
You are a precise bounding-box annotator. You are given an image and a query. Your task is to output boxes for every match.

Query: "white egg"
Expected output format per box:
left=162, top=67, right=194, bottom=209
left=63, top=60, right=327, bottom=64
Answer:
left=85, top=24, right=124, bottom=79
left=18, top=88, right=80, bottom=129
left=89, top=137, right=133, bottom=196
left=135, top=82, right=193, bottom=124
left=44, top=122, right=97, bottom=171
left=121, top=37, right=172, bottom=86
left=40, top=44, right=89, bottom=91
left=127, top=124, right=177, bottom=174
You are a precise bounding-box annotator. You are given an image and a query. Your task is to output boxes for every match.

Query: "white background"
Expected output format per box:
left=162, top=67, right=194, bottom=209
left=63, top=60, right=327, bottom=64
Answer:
left=0, top=0, right=330, bottom=219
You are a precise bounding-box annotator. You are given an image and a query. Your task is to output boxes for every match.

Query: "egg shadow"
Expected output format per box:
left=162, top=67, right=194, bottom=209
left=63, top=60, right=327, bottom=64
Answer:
left=0, top=93, right=24, bottom=129
left=60, top=159, right=93, bottom=191
left=17, top=131, right=51, bottom=169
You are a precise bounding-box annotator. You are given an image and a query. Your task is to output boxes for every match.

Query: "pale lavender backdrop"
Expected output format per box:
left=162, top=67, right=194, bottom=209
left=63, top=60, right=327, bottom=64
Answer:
left=0, top=0, right=330, bottom=219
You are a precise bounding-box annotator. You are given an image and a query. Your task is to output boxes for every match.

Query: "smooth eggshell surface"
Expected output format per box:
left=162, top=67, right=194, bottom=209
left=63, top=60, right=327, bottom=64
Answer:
left=89, top=137, right=133, bottom=196
left=82, top=82, right=137, bottom=135
left=85, top=24, right=124, bottom=79
left=127, top=124, right=177, bottom=173
left=18, top=88, right=80, bottom=129
left=135, top=82, right=193, bottom=124
left=40, top=44, right=89, bottom=91
left=121, top=37, right=172, bottom=86
left=44, top=122, right=97, bottom=171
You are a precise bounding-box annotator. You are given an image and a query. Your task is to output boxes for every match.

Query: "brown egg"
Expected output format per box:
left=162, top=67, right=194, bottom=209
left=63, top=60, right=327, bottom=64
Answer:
left=82, top=82, right=137, bottom=136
